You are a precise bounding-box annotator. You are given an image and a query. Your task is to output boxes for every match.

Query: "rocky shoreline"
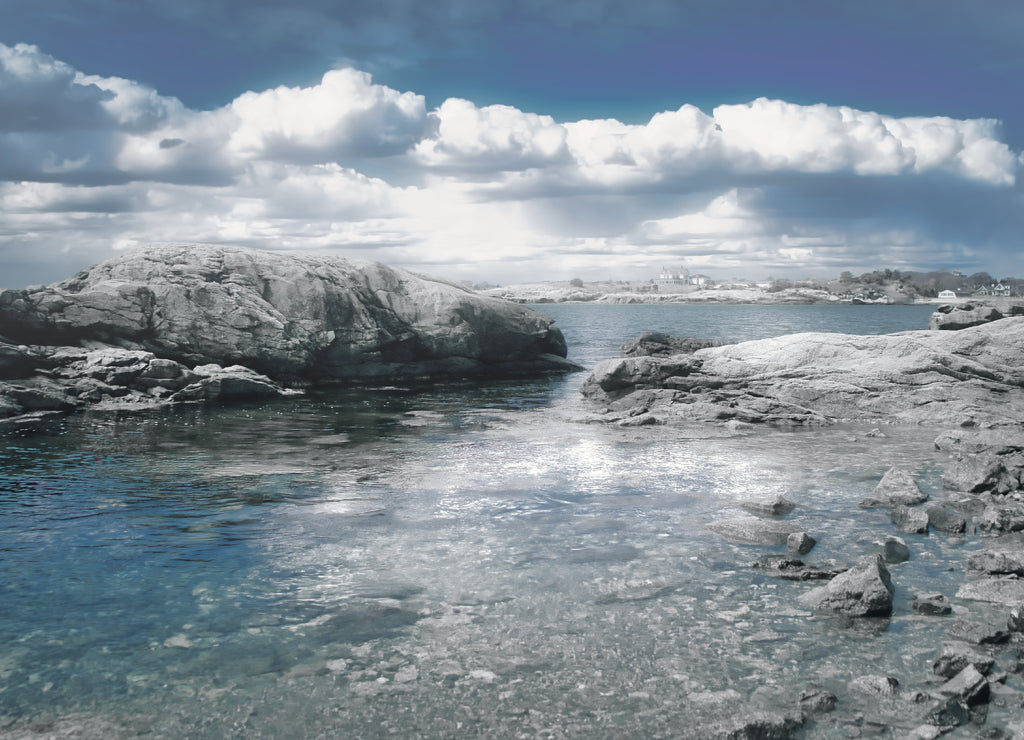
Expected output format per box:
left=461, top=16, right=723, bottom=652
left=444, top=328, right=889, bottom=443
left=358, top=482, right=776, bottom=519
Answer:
left=0, top=244, right=579, bottom=431
left=578, top=305, right=1024, bottom=738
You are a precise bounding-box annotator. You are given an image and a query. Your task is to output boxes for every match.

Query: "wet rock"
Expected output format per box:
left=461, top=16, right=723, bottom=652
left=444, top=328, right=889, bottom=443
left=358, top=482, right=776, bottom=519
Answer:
left=928, top=303, right=1012, bottom=331
left=705, top=710, right=803, bottom=739
left=582, top=318, right=1024, bottom=426
left=751, top=556, right=842, bottom=581
left=943, top=454, right=1009, bottom=494
left=891, top=505, right=930, bottom=535
left=937, top=664, right=990, bottom=707
left=869, top=467, right=929, bottom=507
left=967, top=550, right=1024, bottom=576
left=925, top=505, right=967, bottom=534
left=620, top=332, right=727, bottom=357
left=799, top=555, right=894, bottom=618
left=945, top=620, right=1011, bottom=645
left=923, top=697, right=969, bottom=732
left=705, top=515, right=806, bottom=546
left=977, top=503, right=1024, bottom=534
left=170, top=365, right=293, bottom=403
left=798, top=686, right=837, bottom=716
left=786, top=532, right=817, bottom=556
left=1008, top=605, right=1024, bottom=633
left=913, top=593, right=953, bottom=616
left=957, top=578, right=1024, bottom=606
left=872, top=535, right=910, bottom=564
left=0, top=243, right=576, bottom=382
left=849, top=674, right=900, bottom=697
left=932, top=644, right=995, bottom=679
left=740, top=493, right=796, bottom=517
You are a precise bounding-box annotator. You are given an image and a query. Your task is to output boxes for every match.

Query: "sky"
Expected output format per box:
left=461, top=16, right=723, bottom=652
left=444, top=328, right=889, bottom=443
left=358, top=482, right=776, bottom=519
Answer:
left=1, top=0, right=1023, bottom=288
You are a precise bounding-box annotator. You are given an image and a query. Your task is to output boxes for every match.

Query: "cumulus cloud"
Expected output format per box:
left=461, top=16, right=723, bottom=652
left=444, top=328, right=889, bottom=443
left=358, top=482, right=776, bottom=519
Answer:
left=1, top=40, right=1022, bottom=288
left=226, top=68, right=432, bottom=162
left=415, top=98, right=570, bottom=171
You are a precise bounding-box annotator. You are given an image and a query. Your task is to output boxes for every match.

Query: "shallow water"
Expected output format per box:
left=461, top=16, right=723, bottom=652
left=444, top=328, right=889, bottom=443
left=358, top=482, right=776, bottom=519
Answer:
left=1, top=304, right=1015, bottom=738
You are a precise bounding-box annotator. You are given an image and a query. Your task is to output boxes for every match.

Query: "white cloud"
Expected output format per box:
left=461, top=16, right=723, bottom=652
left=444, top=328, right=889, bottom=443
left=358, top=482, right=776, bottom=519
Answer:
left=226, top=68, right=431, bottom=161
left=1, top=41, right=1022, bottom=288
left=415, top=98, right=570, bottom=171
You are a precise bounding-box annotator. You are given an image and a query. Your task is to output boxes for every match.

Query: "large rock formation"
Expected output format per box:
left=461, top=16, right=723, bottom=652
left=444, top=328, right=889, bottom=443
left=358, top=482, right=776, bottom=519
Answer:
left=1, top=244, right=575, bottom=380
left=581, top=319, right=1024, bottom=427
left=0, top=244, right=578, bottom=428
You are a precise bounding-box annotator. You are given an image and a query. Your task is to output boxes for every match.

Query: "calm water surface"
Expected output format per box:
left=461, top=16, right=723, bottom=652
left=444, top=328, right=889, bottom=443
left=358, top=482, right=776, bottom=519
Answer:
left=0, top=305, right=1007, bottom=738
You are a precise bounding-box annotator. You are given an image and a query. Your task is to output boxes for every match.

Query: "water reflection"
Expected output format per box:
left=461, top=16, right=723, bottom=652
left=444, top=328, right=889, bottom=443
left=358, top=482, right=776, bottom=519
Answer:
left=0, top=302, right=1011, bottom=737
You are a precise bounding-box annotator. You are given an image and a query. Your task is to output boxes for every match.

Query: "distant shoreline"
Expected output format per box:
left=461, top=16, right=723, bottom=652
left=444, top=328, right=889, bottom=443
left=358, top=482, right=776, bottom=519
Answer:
left=480, top=283, right=1024, bottom=308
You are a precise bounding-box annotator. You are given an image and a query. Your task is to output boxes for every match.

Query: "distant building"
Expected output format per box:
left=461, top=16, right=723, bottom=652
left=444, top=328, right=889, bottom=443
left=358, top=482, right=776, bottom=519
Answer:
left=975, top=283, right=1013, bottom=297
left=655, top=266, right=708, bottom=286
left=937, top=290, right=957, bottom=300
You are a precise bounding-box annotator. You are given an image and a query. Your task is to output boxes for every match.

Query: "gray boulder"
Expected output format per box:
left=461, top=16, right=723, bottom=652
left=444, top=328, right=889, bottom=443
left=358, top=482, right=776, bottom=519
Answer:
left=799, top=555, right=894, bottom=617
left=705, top=515, right=806, bottom=545
left=891, top=505, right=930, bottom=535
left=582, top=318, right=1024, bottom=426
left=872, top=536, right=910, bottom=564
left=860, top=467, right=928, bottom=508
left=932, top=644, right=995, bottom=678
left=928, top=303, right=1007, bottom=331
left=912, top=593, right=952, bottom=616
left=0, top=244, right=576, bottom=382
left=957, top=578, right=1024, bottom=606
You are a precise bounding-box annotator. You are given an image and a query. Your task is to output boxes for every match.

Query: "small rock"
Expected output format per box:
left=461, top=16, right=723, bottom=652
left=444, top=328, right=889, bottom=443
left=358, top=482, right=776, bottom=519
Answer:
left=705, top=516, right=805, bottom=545
left=932, top=644, right=995, bottom=679
left=740, top=493, right=795, bottom=517
left=751, top=556, right=841, bottom=581
left=787, top=531, right=817, bottom=555
left=913, top=593, right=952, bottom=616
left=799, top=555, right=894, bottom=618
left=705, top=710, right=803, bottom=740
left=872, top=535, right=910, bottom=564
left=872, top=467, right=929, bottom=506
left=926, top=505, right=967, bottom=534
left=946, top=620, right=1011, bottom=645
left=967, top=550, right=1024, bottom=576
left=957, top=578, right=1024, bottom=605
left=1008, top=604, right=1024, bottom=633
left=798, top=686, right=837, bottom=716
left=891, top=504, right=929, bottom=535
left=943, top=454, right=1008, bottom=494
left=848, top=674, right=899, bottom=697
left=937, top=664, right=990, bottom=707
left=924, top=697, right=969, bottom=731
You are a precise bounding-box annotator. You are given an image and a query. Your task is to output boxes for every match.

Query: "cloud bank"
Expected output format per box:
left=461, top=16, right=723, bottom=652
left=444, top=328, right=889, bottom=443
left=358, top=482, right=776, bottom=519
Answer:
left=1, top=41, right=1022, bottom=287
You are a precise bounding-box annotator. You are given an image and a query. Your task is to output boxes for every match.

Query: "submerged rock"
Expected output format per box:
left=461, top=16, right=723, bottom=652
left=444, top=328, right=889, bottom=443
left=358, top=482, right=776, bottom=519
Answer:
left=705, top=515, right=806, bottom=546
left=799, top=555, right=894, bottom=618
left=912, top=593, right=952, bottom=616
left=582, top=319, right=1024, bottom=426
left=620, top=332, right=727, bottom=357
left=739, top=493, right=796, bottom=517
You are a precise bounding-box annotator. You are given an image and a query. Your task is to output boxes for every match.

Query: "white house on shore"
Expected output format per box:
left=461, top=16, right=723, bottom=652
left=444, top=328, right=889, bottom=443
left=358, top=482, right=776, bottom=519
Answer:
left=937, top=290, right=957, bottom=300
left=656, top=266, right=708, bottom=286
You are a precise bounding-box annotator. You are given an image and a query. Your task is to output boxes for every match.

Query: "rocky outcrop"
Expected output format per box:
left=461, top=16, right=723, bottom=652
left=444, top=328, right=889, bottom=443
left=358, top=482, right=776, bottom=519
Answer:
left=0, top=244, right=575, bottom=381
left=582, top=319, right=1024, bottom=426
left=0, top=244, right=578, bottom=428
left=929, top=302, right=1024, bottom=331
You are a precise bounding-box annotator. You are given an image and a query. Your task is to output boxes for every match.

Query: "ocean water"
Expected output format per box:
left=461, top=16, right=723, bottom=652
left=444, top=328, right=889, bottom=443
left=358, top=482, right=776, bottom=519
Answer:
left=0, top=304, right=1011, bottom=738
